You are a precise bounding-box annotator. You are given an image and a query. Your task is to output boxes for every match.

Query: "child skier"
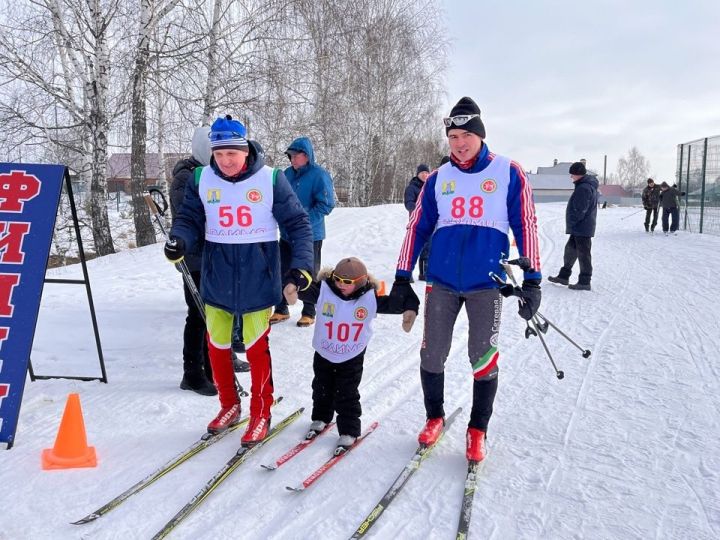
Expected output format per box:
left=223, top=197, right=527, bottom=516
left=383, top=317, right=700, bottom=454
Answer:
left=283, top=257, right=418, bottom=454
left=165, top=115, right=314, bottom=446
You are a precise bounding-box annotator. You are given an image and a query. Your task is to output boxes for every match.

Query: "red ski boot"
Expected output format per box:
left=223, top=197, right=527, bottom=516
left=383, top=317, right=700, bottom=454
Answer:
left=207, top=403, right=241, bottom=434
left=241, top=416, right=271, bottom=447
left=418, top=417, right=444, bottom=446
left=466, top=428, right=487, bottom=462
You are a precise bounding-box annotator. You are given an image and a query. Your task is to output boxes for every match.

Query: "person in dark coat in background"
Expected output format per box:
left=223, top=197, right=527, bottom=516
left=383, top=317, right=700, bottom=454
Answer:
left=403, top=164, right=431, bottom=280
left=169, top=127, right=217, bottom=396
left=659, top=181, right=684, bottom=235
left=548, top=161, right=599, bottom=291
left=641, top=178, right=661, bottom=233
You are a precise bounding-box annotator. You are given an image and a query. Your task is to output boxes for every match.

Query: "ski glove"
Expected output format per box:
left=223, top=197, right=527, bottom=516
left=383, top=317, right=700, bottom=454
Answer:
left=283, top=268, right=312, bottom=291
left=164, top=236, right=185, bottom=263
left=388, top=277, right=420, bottom=314
left=517, top=279, right=541, bottom=320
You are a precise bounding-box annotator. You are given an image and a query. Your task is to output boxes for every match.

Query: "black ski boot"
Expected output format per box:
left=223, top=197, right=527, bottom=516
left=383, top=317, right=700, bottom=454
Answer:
left=180, top=372, right=217, bottom=396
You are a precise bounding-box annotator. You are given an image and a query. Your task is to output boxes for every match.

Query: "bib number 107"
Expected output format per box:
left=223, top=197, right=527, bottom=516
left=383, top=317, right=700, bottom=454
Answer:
left=451, top=196, right=484, bottom=218
left=218, top=205, right=253, bottom=227
left=324, top=321, right=363, bottom=342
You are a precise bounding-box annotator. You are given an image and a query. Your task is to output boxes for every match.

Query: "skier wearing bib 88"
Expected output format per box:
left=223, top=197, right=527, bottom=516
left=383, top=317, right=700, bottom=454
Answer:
left=165, top=115, right=313, bottom=447
left=283, top=257, right=418, bottom=453
left=387, top=97, right=542, bottom=462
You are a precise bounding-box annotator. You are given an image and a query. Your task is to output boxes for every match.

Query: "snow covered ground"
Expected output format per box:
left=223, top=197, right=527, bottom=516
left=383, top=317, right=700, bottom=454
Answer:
left=1, top=203, right=719, bottom=540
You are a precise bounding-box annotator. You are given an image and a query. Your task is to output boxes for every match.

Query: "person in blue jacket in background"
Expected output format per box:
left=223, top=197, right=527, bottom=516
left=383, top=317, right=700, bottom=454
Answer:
left=165, top=115, right=313, bottom=446
left=270, top=136, right=335, bottom=327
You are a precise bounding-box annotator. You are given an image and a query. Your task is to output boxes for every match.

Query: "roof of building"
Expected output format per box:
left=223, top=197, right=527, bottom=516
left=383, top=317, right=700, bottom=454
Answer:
left=527, top=173, right=573, bottom=190
left=598, top=184, right=632, bottom=198
left=107, top=153, right=186, bottom=179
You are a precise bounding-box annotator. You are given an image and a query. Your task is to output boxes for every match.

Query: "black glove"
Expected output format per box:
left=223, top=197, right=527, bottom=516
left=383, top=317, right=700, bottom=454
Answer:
left=164, top=236, right=185, bottom=263
left=388, top=277, right=420, bottom=314
left=517, top=279, right=541, bottom=320
left=283, top=268, right=312, bottom=291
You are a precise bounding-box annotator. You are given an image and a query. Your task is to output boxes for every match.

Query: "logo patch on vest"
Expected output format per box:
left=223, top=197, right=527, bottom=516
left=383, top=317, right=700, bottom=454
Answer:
left=441, top=181, right=456, bottom=195
left=246, top=189, right=262, bottom=203
left=322, top=302, right=335, bottom=317
left=354, top=307, right=368, bottom=321
left=206, top=189, right=221, bottom=204
left=481, top=179, right=497, bottom=193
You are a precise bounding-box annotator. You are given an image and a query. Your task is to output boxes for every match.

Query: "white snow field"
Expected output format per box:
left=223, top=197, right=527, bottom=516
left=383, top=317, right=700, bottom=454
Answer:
left=1, top=202, right=718, bottom=540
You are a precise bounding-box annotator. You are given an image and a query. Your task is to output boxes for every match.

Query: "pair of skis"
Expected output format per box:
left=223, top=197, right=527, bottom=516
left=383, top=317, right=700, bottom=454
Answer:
left=71, top=398, right=285, bottom=525
left=259, top=421, right=379, bottom=492
left=349, top=407, right=483, bottom=540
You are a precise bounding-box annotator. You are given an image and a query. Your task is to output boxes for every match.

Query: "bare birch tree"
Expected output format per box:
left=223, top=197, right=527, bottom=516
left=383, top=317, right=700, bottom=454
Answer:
left=0, top=0, right=127, bottom=255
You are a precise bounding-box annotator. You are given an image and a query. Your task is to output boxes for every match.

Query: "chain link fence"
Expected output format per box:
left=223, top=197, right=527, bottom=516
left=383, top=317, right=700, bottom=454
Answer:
left=677, top=135, right=720, bottom=235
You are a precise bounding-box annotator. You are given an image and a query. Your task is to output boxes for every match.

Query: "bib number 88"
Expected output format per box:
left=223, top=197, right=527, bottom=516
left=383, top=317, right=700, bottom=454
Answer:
left=450, top=196, right=484, bottom=218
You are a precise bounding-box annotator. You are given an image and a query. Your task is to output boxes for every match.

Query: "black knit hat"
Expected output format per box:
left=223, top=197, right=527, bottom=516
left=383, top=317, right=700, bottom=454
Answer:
left=445, top=97, right=486, bottom=138
left=416, top=164, right=430, bottom=175
left=569, top=162, right=587, bottom=175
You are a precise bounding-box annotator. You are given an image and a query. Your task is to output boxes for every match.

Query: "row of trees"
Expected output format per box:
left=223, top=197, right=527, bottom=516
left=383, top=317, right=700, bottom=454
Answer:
left=0, top=0, right=447, bottom=256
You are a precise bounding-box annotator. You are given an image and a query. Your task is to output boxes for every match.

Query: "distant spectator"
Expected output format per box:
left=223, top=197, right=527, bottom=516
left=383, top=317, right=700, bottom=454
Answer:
left=403, top=164, right=431, bottom=280
left=547, top=161, right=599, bottom=291
left=659, top=181, right=684, bottom=236
left=641, top=178, right=661, bottom=233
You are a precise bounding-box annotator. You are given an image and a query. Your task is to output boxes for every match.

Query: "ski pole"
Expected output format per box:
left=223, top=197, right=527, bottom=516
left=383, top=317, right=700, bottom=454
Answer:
left=144, top=191, right=205, bottom=318
left=534, top=312, right=591, bottom=358
left=531, top=319, right=564, bottom=379
left=620, top=208, right=644, bottom=220
left=499, top=260, right=547, bottom=334
left=145, top=189, right=248, bottom=397
left=503, top=258, right=592, bottom=359
left=490, top=271, right=562, bottom=379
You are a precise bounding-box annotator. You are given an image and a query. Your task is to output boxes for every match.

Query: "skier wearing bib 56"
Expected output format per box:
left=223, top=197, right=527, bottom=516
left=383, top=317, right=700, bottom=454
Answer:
left=165, top=115, right=313, bottom=446
left=387, top=97, right=542, bottom=462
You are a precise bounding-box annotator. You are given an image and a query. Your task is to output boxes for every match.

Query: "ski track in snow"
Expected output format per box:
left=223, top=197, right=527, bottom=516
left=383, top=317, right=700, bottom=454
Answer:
left=0, top=203, right=719, bottom=540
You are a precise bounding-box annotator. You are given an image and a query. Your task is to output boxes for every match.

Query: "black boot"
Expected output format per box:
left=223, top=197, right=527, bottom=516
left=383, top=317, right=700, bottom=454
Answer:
left=420, top=368, right=445, bottom=419
left=469, top=375, right=498, bottom=431
left=180, top=371, right=218, bottom=396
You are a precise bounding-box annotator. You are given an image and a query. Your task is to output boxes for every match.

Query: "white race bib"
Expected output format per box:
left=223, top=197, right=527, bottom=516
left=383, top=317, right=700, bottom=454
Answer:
left=312, top=282, right=377, bottom=363
left=200, top=166, right=279, bottom=243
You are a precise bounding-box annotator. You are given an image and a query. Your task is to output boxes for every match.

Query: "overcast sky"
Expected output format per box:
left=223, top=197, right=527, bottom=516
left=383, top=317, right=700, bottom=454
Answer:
left=440, top=0, right=720, bottom=181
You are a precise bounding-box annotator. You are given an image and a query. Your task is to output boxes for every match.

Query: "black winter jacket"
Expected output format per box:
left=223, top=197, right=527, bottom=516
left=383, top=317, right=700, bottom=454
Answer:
left=566, top=174, right=599, bottom=237
left=642, top=184, right=661, bottom=210
left=170, top=157, right=204, bottom=272
left=403, top=176, right=424, bottom=214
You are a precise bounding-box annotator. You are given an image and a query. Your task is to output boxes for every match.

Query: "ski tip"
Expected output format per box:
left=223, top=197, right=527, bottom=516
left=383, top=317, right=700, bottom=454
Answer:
left=276, top=396, right=284, bottom=403
left=71, top=515, right=97, bottom=525
left=261, top=464, right=277, bottom=471
left=285, top=486, right=304, bottom=493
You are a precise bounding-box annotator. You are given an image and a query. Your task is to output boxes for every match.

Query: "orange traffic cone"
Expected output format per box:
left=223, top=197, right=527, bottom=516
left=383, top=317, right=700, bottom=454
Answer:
left=377, top=280, right=386, bottom=296
left=41, top=393, right=97, bottom=470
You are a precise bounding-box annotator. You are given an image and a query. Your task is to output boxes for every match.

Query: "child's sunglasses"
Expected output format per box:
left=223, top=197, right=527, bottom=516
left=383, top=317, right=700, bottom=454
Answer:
left=332, top=273, right=367, bottom=285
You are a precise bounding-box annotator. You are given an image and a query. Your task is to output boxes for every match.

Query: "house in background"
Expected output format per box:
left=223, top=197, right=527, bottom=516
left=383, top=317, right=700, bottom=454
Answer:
left=598, top=184, right=634, bottom=205
left=528, top=159, right=637, bottom=205
left=527, top=160, right=583, bottom=202
left=107, top=153, right=185, bottom=193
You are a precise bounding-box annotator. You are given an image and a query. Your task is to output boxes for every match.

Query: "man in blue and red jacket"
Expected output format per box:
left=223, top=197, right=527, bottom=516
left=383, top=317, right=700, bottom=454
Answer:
left=388, top=97, right=542, bottom=462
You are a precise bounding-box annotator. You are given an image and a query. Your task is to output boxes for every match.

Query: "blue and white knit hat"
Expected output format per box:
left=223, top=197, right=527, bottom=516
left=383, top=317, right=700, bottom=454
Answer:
left=208, top=115, right=249, bottom=151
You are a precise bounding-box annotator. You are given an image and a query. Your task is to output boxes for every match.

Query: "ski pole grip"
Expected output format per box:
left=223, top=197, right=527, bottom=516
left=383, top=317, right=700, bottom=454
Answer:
left=144, top=193, right=159, bottom=216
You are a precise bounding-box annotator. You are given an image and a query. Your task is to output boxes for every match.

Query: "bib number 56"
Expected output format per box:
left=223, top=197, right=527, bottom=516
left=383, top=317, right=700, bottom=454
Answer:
left=218, top=205, right=253, bottom=227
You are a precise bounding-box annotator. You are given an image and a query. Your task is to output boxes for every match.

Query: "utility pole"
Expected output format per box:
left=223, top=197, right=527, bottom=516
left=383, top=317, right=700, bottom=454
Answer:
left=603, top=154, right=607, bottom=184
